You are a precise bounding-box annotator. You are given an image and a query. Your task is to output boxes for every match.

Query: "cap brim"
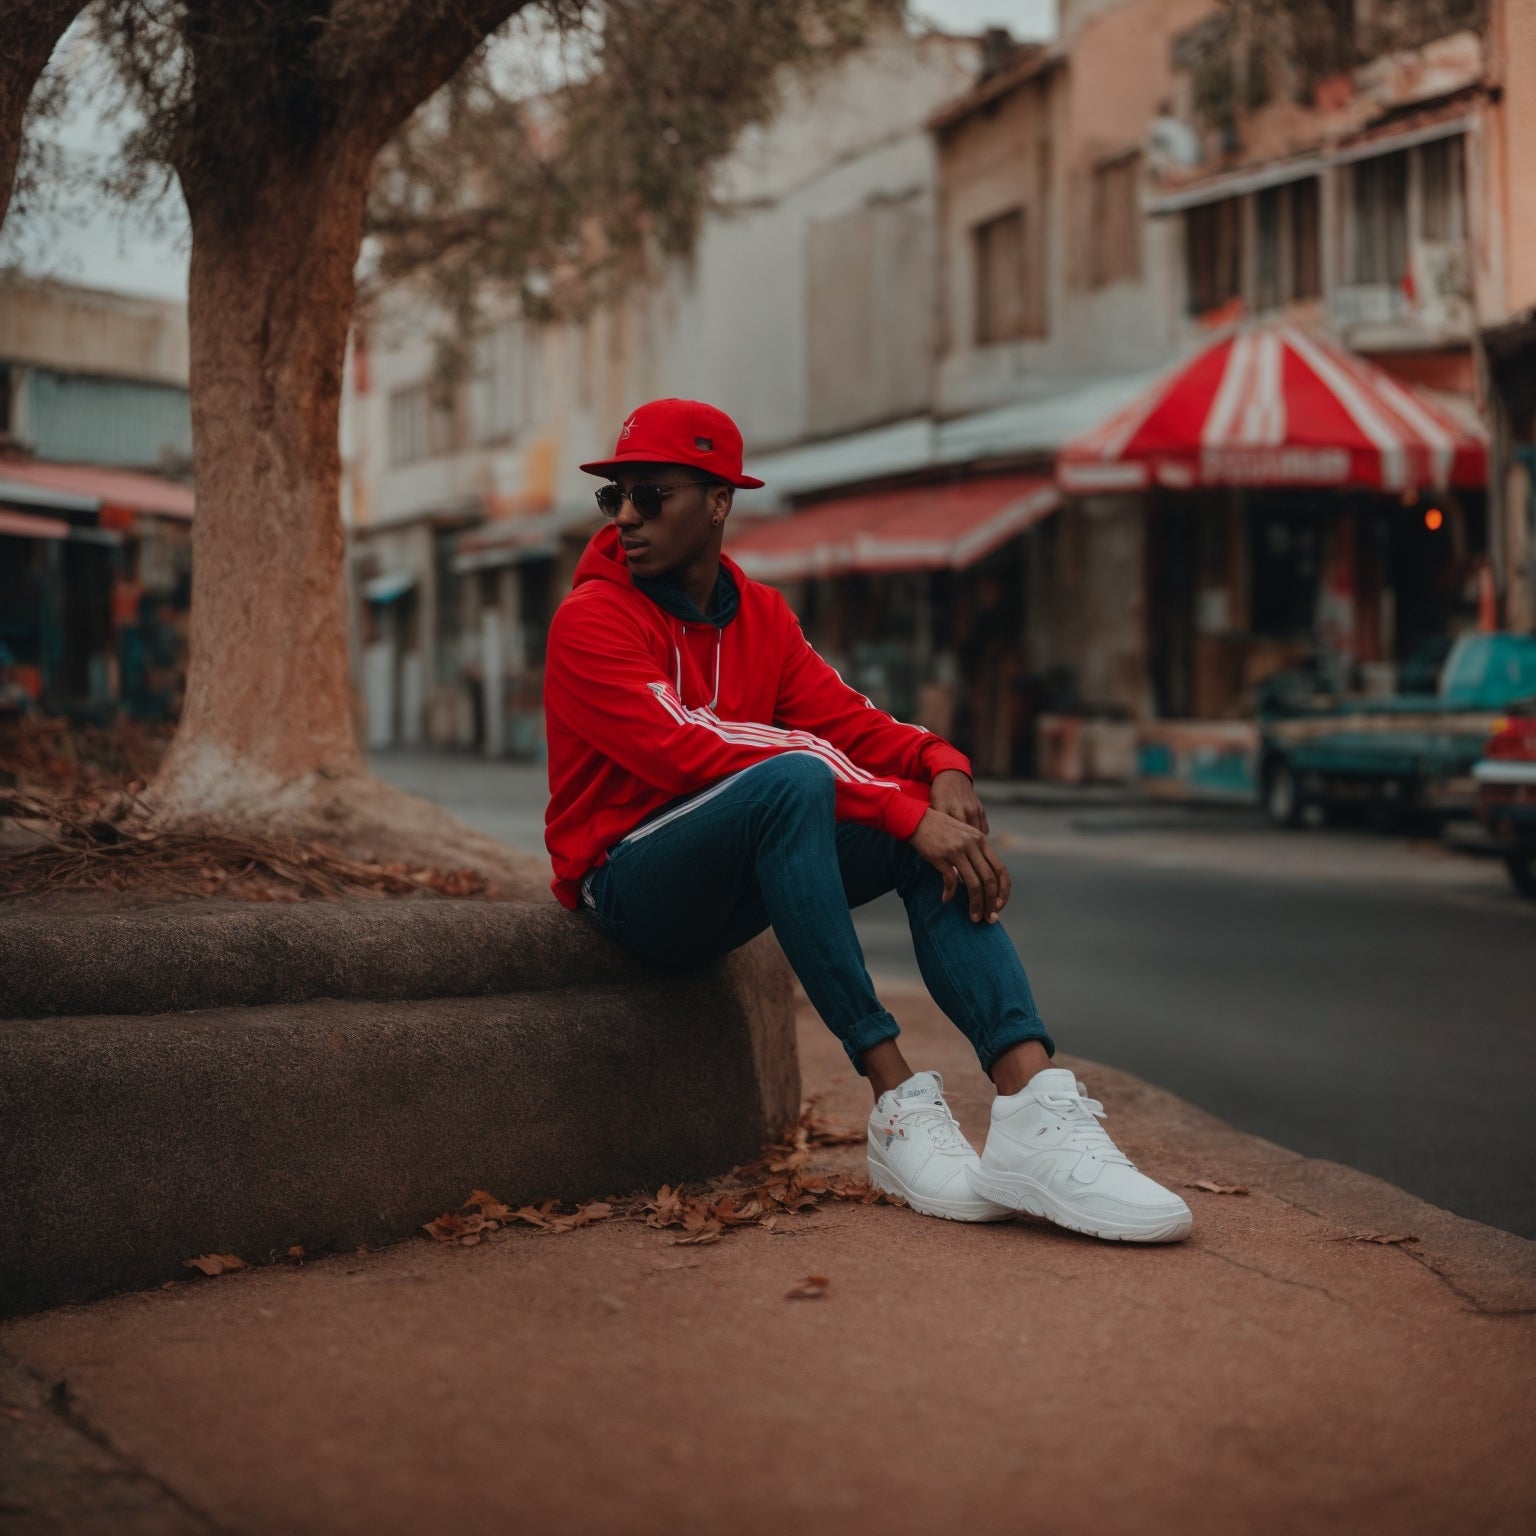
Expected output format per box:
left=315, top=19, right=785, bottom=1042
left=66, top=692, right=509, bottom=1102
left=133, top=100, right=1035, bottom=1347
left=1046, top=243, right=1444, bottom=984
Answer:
left=579, top=453, right=764, bottom=490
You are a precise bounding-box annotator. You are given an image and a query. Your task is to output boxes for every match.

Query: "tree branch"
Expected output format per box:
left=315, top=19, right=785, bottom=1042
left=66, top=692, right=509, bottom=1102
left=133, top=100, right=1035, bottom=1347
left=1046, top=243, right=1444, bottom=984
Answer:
left=0, top=0, right=88, bottom=229
left=335, top=0, right=540, bottom=147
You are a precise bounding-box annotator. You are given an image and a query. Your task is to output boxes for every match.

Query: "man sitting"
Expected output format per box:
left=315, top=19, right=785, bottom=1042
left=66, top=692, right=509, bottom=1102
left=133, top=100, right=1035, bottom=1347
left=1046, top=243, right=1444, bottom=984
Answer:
left=543, top=398, right=1190, bottom=1243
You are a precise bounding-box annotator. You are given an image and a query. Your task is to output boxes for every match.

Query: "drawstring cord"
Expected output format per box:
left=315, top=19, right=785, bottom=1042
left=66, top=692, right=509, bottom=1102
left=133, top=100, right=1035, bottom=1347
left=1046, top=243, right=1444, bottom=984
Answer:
left=673, top=622, right=723, bottom=710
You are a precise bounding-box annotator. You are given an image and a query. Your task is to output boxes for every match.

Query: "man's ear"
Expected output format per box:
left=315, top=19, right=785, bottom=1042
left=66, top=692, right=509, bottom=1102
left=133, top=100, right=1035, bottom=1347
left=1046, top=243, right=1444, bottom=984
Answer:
left=711, top=484, right=735, bottom=520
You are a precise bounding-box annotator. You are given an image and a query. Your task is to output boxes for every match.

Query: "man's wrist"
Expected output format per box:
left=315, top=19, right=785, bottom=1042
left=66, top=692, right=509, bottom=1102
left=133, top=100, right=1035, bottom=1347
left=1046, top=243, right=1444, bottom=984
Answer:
left=923, top=743, right=974, bottom=782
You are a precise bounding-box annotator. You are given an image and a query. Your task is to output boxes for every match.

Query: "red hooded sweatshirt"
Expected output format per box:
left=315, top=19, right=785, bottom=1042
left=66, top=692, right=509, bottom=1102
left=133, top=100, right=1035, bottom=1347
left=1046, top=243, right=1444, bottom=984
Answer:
left=543, top=523, right=973, bottom=909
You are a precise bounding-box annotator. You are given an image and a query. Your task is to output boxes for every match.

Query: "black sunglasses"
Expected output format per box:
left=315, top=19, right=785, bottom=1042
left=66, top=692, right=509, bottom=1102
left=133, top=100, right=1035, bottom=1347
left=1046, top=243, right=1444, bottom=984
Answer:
left=595, top=479, right=718, bottom=520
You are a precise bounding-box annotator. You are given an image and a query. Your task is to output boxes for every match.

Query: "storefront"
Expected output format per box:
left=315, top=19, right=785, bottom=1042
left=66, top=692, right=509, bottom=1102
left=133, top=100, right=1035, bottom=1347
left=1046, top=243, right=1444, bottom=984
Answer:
left=726, top=473, right=1060, bottom=776
left=1059, top=323, right=1488, bottom=724
left=0, top=458, right=194, bottom=720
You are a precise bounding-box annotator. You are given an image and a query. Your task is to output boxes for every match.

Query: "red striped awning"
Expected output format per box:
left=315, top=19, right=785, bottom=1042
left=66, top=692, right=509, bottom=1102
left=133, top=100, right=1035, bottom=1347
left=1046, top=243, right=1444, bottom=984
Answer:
left=0, top=459, right=194, bottom=520
left=728, top=475, right=1059, bottom=583
left=1057, top=323, right=1486, bottom=494
left=0, top=509, right=71, bottom=540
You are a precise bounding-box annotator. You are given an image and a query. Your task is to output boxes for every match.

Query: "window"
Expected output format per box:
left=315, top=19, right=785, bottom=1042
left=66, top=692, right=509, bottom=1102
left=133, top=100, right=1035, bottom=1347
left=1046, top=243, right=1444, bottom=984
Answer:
left=471, top=323, right=543, bottom=446
left=1290, top=178, right=1321, bottom=299
left=1255, top=179, right=1322, bottom=311
left=1186, top=197, right=1243, bottom=315
left=1349, top=150, right=1409, bottom=286
left=388, top=382, right=456, bottom=465
left=1255, top=187, right=1283, bottom=312
left=470, top=324, right=519, bottom=445
left=575, top=320, right=594, bottom=411
left=1089, top=152, right=1142, bottom=288
left=973, top=209, right=1029, bottom=345
left=1419, top=136, right=1466, bottom=243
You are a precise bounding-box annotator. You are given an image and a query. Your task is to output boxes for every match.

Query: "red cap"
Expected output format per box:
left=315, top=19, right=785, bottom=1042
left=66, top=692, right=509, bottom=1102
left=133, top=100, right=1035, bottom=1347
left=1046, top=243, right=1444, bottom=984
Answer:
left=579, top=398, right=765, bottom=489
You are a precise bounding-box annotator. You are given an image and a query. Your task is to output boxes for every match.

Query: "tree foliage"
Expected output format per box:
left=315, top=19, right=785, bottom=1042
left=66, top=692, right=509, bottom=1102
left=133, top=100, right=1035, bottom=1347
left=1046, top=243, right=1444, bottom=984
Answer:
left=365, top=0, right=902, bottom=319
left=0, top=0, right=89, bottom=228
left=1181, top=0, right=1488, bottom=133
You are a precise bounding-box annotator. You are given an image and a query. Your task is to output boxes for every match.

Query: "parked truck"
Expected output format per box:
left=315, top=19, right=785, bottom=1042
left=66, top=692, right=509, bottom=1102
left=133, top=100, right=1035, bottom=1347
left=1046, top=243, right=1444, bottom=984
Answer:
left=1259, top=633, right=1536, bottom=830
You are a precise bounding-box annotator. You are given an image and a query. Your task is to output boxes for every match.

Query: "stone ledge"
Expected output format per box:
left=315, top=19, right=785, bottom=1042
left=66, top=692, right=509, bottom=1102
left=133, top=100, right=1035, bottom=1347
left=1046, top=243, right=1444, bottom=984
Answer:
left=0, top=899, right=635, bottom=1018
left=0, top=925, right=798, bottom=1318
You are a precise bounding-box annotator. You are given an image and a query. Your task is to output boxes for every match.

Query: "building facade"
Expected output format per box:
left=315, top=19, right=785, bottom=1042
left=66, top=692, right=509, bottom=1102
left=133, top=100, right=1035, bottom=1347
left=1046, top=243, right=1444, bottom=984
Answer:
left=0, top=276, right=194, bottom=718
left=346, top=0, right=1528, bottom=784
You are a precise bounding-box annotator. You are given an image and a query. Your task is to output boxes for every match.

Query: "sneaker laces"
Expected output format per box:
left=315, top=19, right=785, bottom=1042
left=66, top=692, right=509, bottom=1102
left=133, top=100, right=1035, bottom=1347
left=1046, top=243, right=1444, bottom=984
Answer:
left=1038, top=1088, right=1132, bottom=1166
left=893, top=1097, right=972, bottom=1156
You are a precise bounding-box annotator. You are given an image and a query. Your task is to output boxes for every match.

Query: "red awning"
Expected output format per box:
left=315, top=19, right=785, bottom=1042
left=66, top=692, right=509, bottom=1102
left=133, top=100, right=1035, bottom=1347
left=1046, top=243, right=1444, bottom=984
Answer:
left=0, top=509, right=71, bottom=540
left=1057, top=323, right=1487, bottom=494
left=728, top=475, right=1060, bottom=582
left=0, top=459, right=194, bottom=520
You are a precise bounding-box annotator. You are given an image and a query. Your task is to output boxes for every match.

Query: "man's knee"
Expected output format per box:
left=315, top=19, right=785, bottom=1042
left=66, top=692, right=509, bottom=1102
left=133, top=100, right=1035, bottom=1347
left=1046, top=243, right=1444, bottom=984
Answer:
left=755, top=751, right=837, bottom=804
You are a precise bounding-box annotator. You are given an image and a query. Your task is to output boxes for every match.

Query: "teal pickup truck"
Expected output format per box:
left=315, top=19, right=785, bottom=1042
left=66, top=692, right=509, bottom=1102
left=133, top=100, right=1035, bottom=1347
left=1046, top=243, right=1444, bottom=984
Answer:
left=1259, top=633, right=1536, bottom=829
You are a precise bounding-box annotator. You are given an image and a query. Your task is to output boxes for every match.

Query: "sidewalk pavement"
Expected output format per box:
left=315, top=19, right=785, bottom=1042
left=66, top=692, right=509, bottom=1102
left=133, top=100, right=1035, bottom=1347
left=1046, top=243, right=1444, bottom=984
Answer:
left=2, top=982, right=1533, bottom=1536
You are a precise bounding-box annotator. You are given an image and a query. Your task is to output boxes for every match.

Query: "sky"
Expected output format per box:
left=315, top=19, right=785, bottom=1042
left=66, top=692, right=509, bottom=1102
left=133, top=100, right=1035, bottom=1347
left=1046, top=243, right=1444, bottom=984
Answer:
left=5, top=0, right=1057, bottom=305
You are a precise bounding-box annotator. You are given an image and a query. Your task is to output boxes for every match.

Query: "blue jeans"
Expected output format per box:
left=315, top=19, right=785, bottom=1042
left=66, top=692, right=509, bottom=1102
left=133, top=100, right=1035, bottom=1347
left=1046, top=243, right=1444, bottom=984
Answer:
left=580, top=754, right=1055, bottom=1076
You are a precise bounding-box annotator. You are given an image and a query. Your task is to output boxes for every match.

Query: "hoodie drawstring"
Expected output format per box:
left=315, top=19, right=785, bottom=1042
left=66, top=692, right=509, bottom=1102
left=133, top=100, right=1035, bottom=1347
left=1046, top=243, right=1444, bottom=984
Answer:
left=675, top=623, right=723, bottom=711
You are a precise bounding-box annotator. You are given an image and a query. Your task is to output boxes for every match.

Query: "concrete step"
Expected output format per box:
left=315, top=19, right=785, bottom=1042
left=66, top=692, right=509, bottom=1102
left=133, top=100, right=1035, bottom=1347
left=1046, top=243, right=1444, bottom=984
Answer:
left=0, top=898, right=636, bottom=1018
left=0, top=905, right=798, bottom=1318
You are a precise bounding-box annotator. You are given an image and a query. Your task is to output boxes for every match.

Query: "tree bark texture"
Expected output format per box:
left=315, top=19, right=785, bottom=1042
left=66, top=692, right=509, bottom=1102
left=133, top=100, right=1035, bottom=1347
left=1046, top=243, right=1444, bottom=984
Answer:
left=152, top=139, right=371, bottom=816
left=0, top=0, right=87, bottom=228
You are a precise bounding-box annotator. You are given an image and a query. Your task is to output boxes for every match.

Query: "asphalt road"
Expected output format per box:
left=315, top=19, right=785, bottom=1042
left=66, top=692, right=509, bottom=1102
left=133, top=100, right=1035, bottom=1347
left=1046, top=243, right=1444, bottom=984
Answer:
left=374, top=749, right=1536, bottom=1239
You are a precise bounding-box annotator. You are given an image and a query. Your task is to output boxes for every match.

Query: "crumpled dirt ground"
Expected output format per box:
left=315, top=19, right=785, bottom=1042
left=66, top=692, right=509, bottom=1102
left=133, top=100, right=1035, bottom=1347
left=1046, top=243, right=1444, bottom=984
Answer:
left=0, top=716, right=519, bottom=905
left=2, top=981, right=1533, bottom=1536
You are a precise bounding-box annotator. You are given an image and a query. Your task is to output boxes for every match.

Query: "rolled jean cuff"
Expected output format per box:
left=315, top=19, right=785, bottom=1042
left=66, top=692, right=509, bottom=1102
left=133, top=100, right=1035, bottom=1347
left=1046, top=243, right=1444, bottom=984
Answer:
left=977, top=1017, right=1056, bottom=1075
left=842, top=1007, right=901, bottom=1075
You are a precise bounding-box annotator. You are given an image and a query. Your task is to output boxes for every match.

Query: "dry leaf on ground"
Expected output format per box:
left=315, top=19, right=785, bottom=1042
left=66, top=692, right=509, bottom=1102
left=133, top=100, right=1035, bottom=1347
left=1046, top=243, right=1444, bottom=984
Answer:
left=182, top=1253, right=246, bottom=1277
left=1187, top=1179, right=1250, bottom=1196
left=785, top=1275, right=830, bottom=1300
left=1337, top=1231, right=1420, bottom=1246
left=467, top=1190, right=514, bottom=1220
left=419, top=1105, right=896, bottom=1255
left=422, top=1211, right=497, bottom=1243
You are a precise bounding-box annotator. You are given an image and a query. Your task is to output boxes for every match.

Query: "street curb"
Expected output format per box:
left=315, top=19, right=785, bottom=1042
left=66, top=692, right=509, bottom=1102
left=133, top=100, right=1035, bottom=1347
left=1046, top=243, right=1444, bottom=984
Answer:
left=1054, top=1052, right=1536, bottom=1315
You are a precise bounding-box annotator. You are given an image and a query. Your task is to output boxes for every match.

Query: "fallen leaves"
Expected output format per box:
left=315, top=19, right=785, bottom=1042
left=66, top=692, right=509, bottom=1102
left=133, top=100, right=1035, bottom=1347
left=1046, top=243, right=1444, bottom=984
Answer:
left=1186, top=1179, right=1250, bottom=1196
left=784, top=1275, right=830, bottom=1300
left=422, top=1105, right=890, bottom=1252
left=421, top=1210, right=500, bottom=1245
left=182, top=1253, right=246, bottom=1277
left=0, top=716, right=499, bottom=902
left=0, top=784, right=499, bottom=902
left=1335, top=1231, right=1420, bottom=1246
left=754, top=1102, right=865, bottom=1173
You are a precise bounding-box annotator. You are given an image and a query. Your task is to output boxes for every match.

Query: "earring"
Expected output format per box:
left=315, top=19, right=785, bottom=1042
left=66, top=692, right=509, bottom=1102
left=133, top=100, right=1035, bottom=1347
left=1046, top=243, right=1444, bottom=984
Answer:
left=711, top=514, right=722, bottom=527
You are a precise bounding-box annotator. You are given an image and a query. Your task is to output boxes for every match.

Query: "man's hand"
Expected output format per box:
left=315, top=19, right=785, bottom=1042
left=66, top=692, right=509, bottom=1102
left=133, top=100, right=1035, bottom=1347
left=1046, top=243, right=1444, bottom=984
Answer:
left=909, top=805, right=1011, bottom=923
left=930, top=768, right=989, bottom=833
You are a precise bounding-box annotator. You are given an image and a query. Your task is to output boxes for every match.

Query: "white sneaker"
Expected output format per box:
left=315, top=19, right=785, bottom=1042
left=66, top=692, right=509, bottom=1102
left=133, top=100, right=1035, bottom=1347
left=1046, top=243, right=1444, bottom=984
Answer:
left=867, top=1071, right=1014, bottom=1223
left=966, top=1068, right=1192, bottom=1242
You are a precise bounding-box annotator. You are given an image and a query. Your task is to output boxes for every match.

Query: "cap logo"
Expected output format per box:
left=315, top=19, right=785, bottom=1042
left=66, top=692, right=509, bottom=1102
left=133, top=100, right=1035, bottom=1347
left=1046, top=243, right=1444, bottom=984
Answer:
left=694, top=436, right=713, bottom=451
left=619, top=416, right=636, bottom=440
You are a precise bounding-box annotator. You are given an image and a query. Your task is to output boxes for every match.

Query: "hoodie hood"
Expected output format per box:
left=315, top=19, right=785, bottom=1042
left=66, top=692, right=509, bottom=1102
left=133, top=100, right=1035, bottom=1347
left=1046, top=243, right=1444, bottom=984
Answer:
left=574, top=522, right=741, bottom=629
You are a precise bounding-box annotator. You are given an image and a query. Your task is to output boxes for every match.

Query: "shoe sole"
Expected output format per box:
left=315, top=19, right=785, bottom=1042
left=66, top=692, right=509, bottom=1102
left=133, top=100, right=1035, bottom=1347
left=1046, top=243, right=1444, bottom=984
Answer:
left=968, top=1166, right=1192, bottom=1243
left=867, top=1146, right=1014, bottom=1224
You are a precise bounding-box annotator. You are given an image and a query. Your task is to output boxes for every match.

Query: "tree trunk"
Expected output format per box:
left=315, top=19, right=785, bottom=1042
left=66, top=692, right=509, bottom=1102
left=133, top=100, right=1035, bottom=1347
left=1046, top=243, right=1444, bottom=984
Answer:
left=0, top=0, right=87, bottom=228
left=141, top=132, right=547, bottom=897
